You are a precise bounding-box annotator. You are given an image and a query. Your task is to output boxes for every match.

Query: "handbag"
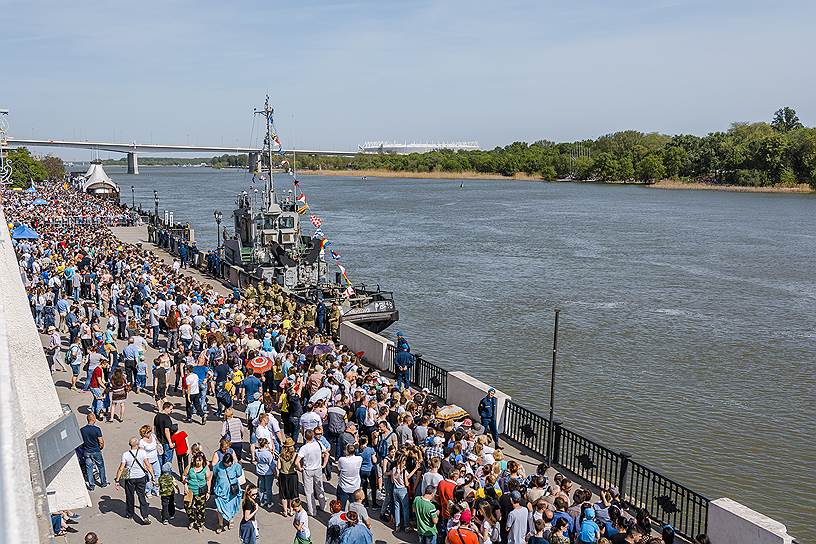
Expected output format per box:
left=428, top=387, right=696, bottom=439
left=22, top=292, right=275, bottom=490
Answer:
left=226, top=468, right=240, bottom=497
left=121, top=451, right=145, bottom=481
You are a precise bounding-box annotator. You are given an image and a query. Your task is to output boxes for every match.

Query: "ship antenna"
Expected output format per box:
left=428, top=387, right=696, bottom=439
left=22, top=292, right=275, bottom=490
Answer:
left=254, top=95, right=276, bottom=210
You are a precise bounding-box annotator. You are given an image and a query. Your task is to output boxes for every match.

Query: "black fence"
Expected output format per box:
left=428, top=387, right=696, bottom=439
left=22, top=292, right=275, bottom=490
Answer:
left=503, top=401, right=551, bottom=457
left=385, top=344, right=448, bottom=400
left=501, top=402, right=709, bottom=541
left=627, top=459, right=709, bottom=539
left=554, top=424, right=622, bottom=493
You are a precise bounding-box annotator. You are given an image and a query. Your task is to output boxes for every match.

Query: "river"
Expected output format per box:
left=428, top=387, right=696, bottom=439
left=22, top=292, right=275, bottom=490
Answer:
left=117, top=166, right=815, bottom=536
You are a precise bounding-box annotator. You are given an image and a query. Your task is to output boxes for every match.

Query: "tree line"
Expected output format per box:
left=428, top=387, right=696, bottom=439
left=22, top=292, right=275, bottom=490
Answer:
left=290, top=106, right=814, bottom=188
left=7, top=107, right=813, bottom=189
left=5, top=148, right=65, bottom=188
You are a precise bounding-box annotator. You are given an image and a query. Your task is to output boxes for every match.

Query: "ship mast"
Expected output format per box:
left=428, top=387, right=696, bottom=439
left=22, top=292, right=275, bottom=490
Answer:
left=254, top=96, right=276, bottom=211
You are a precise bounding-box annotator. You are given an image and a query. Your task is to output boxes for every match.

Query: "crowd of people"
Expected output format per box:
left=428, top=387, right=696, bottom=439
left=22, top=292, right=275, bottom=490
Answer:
left=4, top=181, right=709, bottom=544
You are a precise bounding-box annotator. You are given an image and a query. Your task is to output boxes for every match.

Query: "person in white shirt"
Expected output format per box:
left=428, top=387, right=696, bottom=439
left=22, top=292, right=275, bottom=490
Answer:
left=114, top=437, right=154, bottom=524
left=295, top=429, right=328, bottom=516
left=336, top=444, right=362, bottom=508
left=184, top=365, right=206, bottom=425
left=299, top=405, right=323, bottom=434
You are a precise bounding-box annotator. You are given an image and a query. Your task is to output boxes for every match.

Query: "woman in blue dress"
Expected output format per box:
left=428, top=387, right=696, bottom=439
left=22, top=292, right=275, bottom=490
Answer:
left=212, top=452, right=244, bottom=533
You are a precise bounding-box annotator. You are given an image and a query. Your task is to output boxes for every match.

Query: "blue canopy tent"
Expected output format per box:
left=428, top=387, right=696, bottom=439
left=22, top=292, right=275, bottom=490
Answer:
left=10, top=224, right=39, bottom=240
left=24, top=186, right=36, bottom=193
left=33, top=198, right=48, bottom=206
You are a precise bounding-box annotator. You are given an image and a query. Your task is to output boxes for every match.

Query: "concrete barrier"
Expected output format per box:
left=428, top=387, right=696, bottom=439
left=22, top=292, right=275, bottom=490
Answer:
left=339, top=322, right=393, bottom=371
left=0, top=210, right=91, bottom=541
left=446, top=371, right=511, bottom=433
left=708, top=497, right=795, bottom=544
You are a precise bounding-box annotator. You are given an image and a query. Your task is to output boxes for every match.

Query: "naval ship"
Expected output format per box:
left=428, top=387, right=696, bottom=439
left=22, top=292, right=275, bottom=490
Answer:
left=222, top=97, right=398, bottom=333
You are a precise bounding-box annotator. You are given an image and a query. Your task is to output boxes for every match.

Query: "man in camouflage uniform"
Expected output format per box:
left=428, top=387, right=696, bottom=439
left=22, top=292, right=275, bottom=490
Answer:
left=328, top=302, right=342, bottom=338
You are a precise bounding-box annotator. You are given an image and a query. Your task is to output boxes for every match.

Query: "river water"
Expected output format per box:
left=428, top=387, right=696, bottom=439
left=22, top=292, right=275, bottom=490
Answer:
left=119, top=167, right=815, bottom=535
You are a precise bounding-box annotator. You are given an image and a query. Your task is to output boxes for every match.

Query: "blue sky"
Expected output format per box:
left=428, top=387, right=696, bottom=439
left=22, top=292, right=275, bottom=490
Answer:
left=1, top=0, right=814, bottom=159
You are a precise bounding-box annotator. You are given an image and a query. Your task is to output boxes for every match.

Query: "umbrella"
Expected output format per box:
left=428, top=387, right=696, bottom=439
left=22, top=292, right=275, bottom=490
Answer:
left=304, top=343, right=333, bottom=356
left=309, top=387, right=332, bottom=404
left=33, top=198, right=48, bottom=206
left=11, top=224, right=39, bottom=240
left=247, top=355, right=273, bottom=374
left=24, top=186, right=36, bottom=193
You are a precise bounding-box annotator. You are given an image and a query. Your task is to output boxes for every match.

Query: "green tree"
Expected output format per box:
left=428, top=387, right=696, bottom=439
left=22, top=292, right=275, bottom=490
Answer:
left=593, top=152, right=619, bottom=181
left=771, top=107, right=803, bottom=132
left=749, top=133, right=788, bottom=181
left=7, top=148, right=47, bottom=189
left=38, top=155, right=65, bottom=180
left=574, top=156, right=595, bottom=180
left=662, top=146, right=688, bottom=178
left=635, top=153, right=666, bottom=181
left=540, top=165, right=557, bottom=180
left=618, top=157, right=635, bottom=180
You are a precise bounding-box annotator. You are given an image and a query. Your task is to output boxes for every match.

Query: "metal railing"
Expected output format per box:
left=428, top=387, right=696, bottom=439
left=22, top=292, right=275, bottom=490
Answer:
left=503, top=400, right=551, bottom=457
left=500, top=402, right=710, bottom=542
left=385, top=344, right=447, bottom=399
left=626, top=459, right=709, bottom=539
left=554, top=424, right=622, bottom=493
left=413, top=355, right=447, bottom=399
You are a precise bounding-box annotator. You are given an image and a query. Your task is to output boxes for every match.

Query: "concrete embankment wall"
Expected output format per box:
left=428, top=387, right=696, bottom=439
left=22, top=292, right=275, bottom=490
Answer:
left=0, top=209, right=90, bottom=542
left=338, top=321, right=797, bottom=543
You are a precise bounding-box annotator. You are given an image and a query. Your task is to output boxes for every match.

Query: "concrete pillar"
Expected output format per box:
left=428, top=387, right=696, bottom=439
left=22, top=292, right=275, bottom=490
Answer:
left=127, top=152, right=139, bottom=174
left=248, top=152, right=259, bottom=173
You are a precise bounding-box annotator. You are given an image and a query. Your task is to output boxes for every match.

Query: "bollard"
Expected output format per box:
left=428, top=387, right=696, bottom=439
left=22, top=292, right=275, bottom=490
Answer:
left=618, top=450, right=632, bottom=503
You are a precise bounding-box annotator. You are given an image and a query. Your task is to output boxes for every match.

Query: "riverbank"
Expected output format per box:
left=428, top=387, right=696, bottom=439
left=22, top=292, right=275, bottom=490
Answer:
left=300, top=168, right=546, bottom=181
left=299, top=169, right=816, bottom=193
left=648, top=180, right=813, bottom=193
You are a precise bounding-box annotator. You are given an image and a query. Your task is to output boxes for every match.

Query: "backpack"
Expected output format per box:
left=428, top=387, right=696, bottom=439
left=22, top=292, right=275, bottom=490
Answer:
left=64, top=345, right=78, bottom=366
left=377, top=431, right=394, bottom=458
left=326, top=409, right=346, bottom=436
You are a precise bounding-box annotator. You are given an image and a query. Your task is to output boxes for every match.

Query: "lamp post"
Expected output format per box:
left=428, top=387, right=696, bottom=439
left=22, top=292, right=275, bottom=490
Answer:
left=546, top=308, right=560, bottom=464
left=214, top=209, right=223, bottom=255
left=130, top=185, right=135, bottom=209
left=153, top=190, right=159, bottom=226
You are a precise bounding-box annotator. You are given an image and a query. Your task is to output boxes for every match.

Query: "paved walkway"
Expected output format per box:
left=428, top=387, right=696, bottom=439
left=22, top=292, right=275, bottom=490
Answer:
left=47, top=229, right=550, bottom=544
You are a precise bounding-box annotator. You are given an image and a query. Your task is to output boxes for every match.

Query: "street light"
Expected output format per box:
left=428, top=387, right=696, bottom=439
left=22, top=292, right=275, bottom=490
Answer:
left=214, top=209, right=223, bottom=254
left=130, top=185, right=135, bottom=209
left=546, top=308, right=560, bottom=464
left=153, top=190, right=159, bottom=225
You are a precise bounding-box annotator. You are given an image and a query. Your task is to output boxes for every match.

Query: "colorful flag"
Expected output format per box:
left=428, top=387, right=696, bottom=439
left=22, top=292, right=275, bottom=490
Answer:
left=319, top=239, right=331, bottom=250
left=309, top=215, right=322, bottom=228
left=312, top=228, right=323, bottom=238
left=296, top=193, right=306, bottom=204
left=344, top=285, right=356, bottom=298
left=330, top=249, right=341, bottom=261
left=297, top=204, right=310, bottom=215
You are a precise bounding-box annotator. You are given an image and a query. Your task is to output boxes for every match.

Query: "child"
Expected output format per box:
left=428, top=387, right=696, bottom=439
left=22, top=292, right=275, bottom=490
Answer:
left=292, top=498, right=311, bottom=544
left=136, top=356, right=148, bottom=394
left=528, top=518, right=548, bottom=544
left=170, top=424, right=190, bottom=477
left=158, top=462, right=178, bottom=524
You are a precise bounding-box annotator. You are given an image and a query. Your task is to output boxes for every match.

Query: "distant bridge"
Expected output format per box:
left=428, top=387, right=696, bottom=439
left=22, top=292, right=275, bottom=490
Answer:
left=7, top=138, right=358, bottom=174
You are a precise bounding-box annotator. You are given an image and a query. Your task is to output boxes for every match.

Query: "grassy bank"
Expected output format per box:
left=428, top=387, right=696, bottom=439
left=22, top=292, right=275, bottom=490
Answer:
left=648, top=180, right=813, bottom=193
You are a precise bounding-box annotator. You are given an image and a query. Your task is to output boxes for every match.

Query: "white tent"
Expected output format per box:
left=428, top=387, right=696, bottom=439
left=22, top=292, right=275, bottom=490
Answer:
left=81, top=162, right=119, bottom=195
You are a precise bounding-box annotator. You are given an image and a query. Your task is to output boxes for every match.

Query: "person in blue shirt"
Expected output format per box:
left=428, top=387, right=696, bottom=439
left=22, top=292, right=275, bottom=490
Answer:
left=551, top=498, right=575, bottom=539
left=393, top=332, right=414, bottom=391
left=357, top=436, right=378, bottom=507
left=478, top=388, right=500, bottom=446
left=79, top=413, right=108, bottom=490
left=577, top=507, right=601, bottom=544
left=243, top=373, right=263, bottom=402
